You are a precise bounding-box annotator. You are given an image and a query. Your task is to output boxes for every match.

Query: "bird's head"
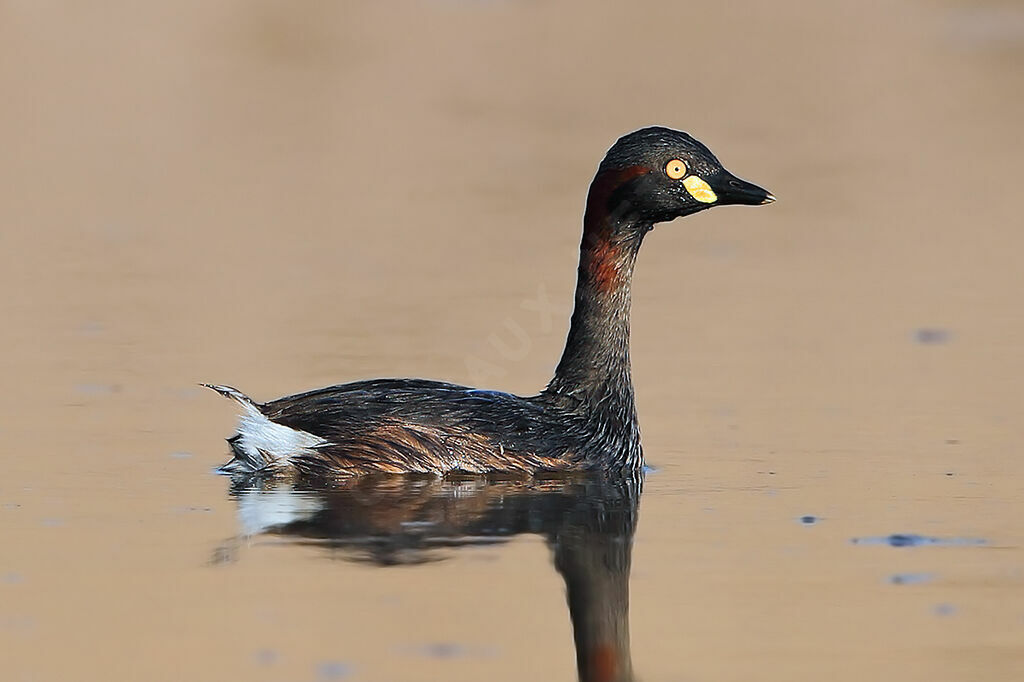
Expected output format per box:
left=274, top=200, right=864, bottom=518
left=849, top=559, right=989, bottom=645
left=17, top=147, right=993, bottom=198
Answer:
left=585, top=126, right=774, bottom=234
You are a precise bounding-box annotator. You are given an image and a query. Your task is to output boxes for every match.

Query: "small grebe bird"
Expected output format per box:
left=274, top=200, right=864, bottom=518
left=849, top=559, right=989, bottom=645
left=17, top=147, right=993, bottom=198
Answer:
left=206, top=127, right=773, bottom=478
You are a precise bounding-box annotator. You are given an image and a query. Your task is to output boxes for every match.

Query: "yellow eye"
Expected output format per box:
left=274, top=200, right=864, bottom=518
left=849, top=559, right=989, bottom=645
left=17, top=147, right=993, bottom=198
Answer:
left=665, top=159, right=687, bottom=180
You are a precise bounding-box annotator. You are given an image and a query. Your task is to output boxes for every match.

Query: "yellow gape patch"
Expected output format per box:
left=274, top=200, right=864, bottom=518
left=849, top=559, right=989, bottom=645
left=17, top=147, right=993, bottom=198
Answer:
left=683, top=175, right=717, bottom=203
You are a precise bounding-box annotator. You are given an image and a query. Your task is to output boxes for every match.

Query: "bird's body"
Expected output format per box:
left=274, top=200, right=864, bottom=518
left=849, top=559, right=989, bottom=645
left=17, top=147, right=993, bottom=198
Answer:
left=208, top=127, right=773, bottom=479
left=207, top=379, right=636, bottom=478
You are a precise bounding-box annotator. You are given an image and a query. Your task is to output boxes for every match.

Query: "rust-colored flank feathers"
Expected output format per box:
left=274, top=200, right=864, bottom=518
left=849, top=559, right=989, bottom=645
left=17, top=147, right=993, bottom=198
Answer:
left=290, top=419, right=576, bottom=479
left=207, top=126, right=774, bottom=480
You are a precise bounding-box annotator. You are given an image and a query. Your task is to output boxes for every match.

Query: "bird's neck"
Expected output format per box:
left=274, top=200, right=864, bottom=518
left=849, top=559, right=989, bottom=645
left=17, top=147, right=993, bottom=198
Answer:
left=545, top=204, right=647, bottom=438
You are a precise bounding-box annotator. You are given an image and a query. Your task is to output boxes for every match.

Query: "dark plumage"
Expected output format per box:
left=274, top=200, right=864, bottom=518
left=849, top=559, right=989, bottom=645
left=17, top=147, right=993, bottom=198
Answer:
left=206, top=126, right=773, bottom=479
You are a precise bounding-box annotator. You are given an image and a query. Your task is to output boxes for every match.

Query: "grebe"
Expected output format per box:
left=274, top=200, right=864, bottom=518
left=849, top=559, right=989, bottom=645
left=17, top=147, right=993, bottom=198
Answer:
left=206, top=127, right=773, bottom=478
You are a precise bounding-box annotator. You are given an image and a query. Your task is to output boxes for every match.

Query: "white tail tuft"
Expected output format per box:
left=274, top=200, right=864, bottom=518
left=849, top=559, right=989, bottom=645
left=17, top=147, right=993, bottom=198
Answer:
left=203, top=383, right=326, bottom=473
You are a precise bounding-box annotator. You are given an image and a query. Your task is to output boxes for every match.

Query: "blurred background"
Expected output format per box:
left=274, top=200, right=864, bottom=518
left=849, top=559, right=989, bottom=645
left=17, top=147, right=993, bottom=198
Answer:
left=2, top=1, right=1023, bottom=680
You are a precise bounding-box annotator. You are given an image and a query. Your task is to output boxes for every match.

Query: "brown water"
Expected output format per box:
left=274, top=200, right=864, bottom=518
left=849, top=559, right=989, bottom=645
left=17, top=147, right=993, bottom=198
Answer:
left=3, top=1, right=1024, bottom=680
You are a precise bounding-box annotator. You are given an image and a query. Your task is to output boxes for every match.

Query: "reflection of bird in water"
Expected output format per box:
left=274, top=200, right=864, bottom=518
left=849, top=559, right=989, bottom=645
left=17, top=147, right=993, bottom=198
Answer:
left=216, top=471, right=642, bottom=682
left=205, top=127, right=773, bottom=479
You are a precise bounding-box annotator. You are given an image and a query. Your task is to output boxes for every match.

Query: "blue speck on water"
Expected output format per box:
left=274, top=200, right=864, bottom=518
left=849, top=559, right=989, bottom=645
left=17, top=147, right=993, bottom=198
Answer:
left=0, top=615, right=36, bottom=632
left=914, top=328, right=951, bottom=345
left=405, top=642, right=496, bottom=659
left=933, top=603, right=956, bottom=616
left=74, top=383, right=118, bottom=396
left=888, top=572, right=935, bottom=585
left=422, top=642, right=464, bottom=659
left=174, top=506, right=212, bottom=514
left=851, top=533, right=986, bottom=547
left=317, top=661, right=352, bottom=679
left=77, top=321, right=105, bottom=334
left=2, top=572, right=24, bottom=584
left=799, top=515, right=819, bottom=525
left=170, top=451, right=192, bottom=459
